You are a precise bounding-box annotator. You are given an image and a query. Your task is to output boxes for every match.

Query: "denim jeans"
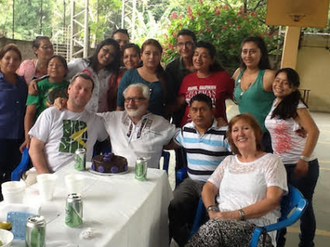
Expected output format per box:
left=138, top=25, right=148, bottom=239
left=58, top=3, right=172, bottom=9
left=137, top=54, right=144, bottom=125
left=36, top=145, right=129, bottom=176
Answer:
left=278, top=159, right=319, bottom=247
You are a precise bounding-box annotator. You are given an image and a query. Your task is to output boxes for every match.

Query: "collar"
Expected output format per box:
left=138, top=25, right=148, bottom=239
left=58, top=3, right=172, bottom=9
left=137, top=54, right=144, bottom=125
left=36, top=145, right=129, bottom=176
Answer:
left=123, top=111, right=152, bottom=126
left=190, top=118, right=218, bottom=133
left=0, top=72, right=25, bottom=85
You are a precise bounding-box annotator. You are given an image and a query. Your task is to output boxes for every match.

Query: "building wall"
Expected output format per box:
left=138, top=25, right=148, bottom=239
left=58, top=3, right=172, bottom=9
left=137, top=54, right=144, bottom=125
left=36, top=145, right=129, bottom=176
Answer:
left=0, top=38, right=35, bottom=61
left=0, top=37, right=94, bottom=61
left=296, top=34, right=330, bottom=112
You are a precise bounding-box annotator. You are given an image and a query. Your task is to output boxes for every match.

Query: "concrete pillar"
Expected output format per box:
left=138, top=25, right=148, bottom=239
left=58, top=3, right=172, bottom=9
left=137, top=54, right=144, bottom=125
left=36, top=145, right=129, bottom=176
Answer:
left=281, top=26, right=301, bottom=69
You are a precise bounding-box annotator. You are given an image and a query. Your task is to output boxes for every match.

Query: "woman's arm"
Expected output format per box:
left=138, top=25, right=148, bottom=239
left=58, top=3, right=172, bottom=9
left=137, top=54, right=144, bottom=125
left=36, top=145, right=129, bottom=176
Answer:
left=214, top=186, right=283, bottom=220
left=262, top=69, right=275, bottom=92
left=294, top=108, right=320, bottom=178
left=19, top=104, right=37, bottom=152
left=202, top=181, right=220, bottom=219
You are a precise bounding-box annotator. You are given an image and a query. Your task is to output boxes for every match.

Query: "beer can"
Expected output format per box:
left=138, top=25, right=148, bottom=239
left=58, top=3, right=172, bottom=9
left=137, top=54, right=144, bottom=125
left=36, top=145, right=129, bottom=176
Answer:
left=135, top=157, right=147, bottom=181
left=25, top=215, right=46, bottom=247
left=74, top=148, right=86, bottom=171
left=65, top=193, right=83, bottom=227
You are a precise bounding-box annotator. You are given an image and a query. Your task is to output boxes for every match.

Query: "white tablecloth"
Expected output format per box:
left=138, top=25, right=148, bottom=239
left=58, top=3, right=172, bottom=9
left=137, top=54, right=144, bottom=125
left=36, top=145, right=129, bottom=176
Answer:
left=2, top=162, right=173, bottom=247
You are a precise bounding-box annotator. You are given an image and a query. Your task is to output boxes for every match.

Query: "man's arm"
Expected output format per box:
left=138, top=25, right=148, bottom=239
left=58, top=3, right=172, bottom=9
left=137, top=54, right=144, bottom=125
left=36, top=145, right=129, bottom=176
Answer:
left=29, top=137, right=50, bottom=174
left=163, top=139, right=180, bottom=150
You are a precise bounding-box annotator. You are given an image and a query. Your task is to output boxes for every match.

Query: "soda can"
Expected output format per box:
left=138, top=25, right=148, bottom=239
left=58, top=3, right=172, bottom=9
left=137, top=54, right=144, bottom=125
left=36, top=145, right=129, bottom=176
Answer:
left=74, top=148, right=86, bottom=171
left=135, top=157, right=147, bottom=181
left=25, top=215, right=46, bottom=247
left=65, top=193, right=83, bottom=227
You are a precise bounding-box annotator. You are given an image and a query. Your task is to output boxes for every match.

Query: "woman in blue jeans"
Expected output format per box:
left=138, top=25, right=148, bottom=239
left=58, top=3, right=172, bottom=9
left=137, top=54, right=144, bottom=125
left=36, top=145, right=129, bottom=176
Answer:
left=265, top=68, right=319, bottom=247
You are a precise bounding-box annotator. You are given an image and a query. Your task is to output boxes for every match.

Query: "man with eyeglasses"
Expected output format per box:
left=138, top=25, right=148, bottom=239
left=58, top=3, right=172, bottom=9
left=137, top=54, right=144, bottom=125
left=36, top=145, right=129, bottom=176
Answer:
left=165, top=29, right=197, bottom=179
left=99, top=83, right=177, bottom=168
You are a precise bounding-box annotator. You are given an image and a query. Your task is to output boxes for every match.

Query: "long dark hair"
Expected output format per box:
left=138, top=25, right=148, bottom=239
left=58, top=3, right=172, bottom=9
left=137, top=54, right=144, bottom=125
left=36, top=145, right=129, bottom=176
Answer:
left=87, top=38, right=120, bottom=73
left=240, top=36, right=271, bottom=70
left=271, top=68, right=307, bottom=120
left=141, top=39, right=168, bottom=101
left=195, top=41, right=224, bottom=72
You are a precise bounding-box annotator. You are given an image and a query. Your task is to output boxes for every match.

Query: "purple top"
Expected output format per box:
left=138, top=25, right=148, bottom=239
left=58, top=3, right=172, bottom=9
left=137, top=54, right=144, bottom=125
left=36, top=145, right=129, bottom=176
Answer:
left=0, top=72, right=27, bottom=139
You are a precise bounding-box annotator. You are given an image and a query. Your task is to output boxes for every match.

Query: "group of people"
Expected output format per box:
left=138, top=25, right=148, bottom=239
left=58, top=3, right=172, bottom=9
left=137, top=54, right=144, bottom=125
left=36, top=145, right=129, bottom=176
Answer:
left=0, top=26, right=319, bottom=247
left=166, top=33, right=319, bottom=247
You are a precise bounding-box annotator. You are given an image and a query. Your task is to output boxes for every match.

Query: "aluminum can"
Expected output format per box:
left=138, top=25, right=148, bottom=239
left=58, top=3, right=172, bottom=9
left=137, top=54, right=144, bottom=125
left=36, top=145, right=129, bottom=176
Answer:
left=135, top=157, right=147, bottom=181
left=65, top=193, right=83, bottom=227
left=74, top=148, right=86, bottom=171
left=25, top=215, right=46, bottom=247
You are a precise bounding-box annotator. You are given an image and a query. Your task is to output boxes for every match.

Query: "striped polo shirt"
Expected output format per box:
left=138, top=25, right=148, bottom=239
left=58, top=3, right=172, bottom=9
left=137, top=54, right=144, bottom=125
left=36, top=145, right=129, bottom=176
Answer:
left=175, top=120, right=231, bottom=181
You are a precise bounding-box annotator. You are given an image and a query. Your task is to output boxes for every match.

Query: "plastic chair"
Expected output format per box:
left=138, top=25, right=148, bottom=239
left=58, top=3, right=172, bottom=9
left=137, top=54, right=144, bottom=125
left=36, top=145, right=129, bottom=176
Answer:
left=176, top=166, right=188, bottom=186
left=161, top=151, right=170, bottom=173
left=11, top=147, right=30, bottom=181
left=188, top=197, right=206, bottom=239
left=249, top=184, right=307, bottom=246
left=186, top=185, right=307, bottom=245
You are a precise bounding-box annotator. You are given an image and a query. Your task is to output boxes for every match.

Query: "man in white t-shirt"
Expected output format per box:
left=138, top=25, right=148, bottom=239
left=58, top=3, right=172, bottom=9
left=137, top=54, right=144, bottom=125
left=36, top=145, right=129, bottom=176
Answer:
left=100, top=83, right=177, bottom=168
left=26, top=73, right=108, bottom=184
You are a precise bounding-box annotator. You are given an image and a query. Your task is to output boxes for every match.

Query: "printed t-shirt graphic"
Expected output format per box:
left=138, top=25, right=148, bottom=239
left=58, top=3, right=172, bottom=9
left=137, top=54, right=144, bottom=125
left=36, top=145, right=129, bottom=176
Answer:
left=59, top=120, right=88, bottom=153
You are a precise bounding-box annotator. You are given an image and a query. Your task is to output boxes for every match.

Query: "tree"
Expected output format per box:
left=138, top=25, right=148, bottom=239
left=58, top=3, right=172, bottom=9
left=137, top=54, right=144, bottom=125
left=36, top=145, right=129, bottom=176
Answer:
left=157, top=1, right=280, bottom=73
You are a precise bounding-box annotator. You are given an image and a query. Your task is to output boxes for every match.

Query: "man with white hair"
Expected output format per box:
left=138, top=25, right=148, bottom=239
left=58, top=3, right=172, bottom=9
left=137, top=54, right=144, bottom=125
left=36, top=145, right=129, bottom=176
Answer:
left=100, top=83, right=177, bottom=168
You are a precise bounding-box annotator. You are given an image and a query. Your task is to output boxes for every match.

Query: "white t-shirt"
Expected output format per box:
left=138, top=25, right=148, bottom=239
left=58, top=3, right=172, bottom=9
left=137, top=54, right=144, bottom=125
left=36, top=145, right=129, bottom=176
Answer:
left=265, top=100, right=315, bottom=164
left=67, top=58, right=113, bottom=113
left=29, top=107, right=108, bottom=172
left=209, top=153, right=288, bottom=246
left=99, top=111, right=177, bottom=168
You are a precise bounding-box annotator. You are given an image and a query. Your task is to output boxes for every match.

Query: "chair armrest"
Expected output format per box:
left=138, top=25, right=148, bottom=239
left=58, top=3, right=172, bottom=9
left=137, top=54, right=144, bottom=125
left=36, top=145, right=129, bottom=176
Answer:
left=249, top=198, right=307, bottom=247
left=176, top=166, right=188, bottom=186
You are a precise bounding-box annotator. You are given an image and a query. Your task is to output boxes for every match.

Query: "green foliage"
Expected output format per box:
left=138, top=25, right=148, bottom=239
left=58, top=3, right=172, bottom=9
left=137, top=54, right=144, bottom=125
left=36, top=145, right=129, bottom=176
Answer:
left=14, top=0, right=53, bottom=39
left=158, top=1, right=280, bottom=72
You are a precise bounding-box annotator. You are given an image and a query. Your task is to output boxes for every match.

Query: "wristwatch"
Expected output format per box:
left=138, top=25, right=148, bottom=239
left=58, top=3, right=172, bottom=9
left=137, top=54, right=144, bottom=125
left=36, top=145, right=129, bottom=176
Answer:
left=206, top=205, right=219, bottom=212
left=238, top=208, right=246, bottom=221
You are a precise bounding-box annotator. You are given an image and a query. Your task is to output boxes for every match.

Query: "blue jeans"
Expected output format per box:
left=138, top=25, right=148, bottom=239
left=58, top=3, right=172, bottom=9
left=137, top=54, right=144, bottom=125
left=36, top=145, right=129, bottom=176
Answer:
left=278, top=159, right=319, bottom=247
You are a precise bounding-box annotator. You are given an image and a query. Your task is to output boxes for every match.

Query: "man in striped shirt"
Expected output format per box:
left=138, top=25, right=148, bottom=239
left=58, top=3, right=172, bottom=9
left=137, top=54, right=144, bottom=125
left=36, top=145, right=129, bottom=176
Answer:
left=168, top=93, right=231, bottom=246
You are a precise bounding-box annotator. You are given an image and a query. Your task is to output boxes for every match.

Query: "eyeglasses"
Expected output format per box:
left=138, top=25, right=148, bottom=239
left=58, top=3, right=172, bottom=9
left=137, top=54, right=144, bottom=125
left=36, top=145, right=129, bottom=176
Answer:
left=177, top=42, right=194, bottom=48
left=40, top=45, right=53, bottom=50
left=124, top=97, right=146, bottom=103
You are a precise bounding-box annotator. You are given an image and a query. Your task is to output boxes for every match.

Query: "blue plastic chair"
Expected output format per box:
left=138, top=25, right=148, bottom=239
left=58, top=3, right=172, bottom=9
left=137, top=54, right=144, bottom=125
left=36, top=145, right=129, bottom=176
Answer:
left=11, top=147, right=30, bottom=181
left=249, top=184, right=307, bottom=246
left=187, top=185, right=307, bottom=245
left=161, top=151, right=170, bottom=173
left=176, top=166, right=188, bottom=187
left=188, top=197, right=206, bottom=239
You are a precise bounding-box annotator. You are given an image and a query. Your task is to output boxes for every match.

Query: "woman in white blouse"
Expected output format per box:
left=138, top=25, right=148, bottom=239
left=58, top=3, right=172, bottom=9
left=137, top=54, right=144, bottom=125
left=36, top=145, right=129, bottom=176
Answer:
left=187, top=113, right=288, bottom=247
left=265, top=68, right=319, bottom=247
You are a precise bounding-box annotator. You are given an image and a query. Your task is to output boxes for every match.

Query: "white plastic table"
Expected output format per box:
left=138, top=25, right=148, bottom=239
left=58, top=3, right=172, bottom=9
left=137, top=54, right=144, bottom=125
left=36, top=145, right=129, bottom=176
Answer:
left=2, top=162, right=173, bottom=247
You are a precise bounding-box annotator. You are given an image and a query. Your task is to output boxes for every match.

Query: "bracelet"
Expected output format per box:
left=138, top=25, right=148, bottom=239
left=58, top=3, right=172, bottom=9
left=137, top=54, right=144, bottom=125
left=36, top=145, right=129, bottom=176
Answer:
left=207, top=205, right=219, bottom=212
left=300, top=155, right=310, bottom=162
left=238, top=208, right=246, bottom=221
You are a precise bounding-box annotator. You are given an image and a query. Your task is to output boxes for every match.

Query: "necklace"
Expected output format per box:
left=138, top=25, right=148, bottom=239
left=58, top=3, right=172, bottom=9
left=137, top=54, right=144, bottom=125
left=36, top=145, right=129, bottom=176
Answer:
left=234, top=78, right=252, bottom=104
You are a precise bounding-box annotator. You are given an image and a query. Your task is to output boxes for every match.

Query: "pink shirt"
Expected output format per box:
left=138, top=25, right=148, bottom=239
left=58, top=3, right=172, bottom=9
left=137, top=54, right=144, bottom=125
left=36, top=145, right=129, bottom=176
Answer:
left=17, top=59, right=46, bottom=84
